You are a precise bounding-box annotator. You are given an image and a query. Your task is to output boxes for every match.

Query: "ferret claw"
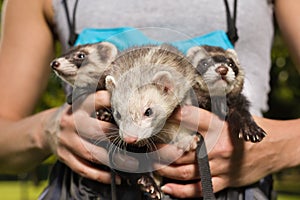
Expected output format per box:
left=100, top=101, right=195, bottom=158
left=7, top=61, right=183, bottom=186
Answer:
left=137, top=176, right=162, bottom=200
left=150, top=186, right=155, bottom=193
left=256, top=135, right=261, bottom=142
left=245, top=135, right=250, bottom=141
left=240, top=123, right=267, bottom=143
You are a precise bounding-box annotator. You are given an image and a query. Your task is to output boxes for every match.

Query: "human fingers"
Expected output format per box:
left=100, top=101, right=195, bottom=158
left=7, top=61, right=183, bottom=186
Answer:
left=172, top=105, right=225, bottom=136
left=48, top=107, right=139, bottom=182
left=154, top=163, right=199, bottom=181
left=161, top=181, right=202, bottom=198
left=56, top=142, right=118, bottom=184
left=47, top=109, right=116, bottom=183
left=52, top=110, right=109, bottom=165
left=171, top=106, right=209, bottom=134
left=161, top=176, right=228, bottom=198
left=155, top=143, right=196, bottom=164
left=56, top=123, right=139, bottom=175
left=72, top=90, right=111, bottom=115
left=58, top=106, right=139, bottom=172
left=172, top=105, right=227, bottom=153
left=73, top=112, right=116, bottom=139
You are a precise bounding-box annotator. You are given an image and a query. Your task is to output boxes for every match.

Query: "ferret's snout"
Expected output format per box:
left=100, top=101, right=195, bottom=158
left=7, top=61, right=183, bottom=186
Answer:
left=50, top=60, right=60, bottom=69
left=215, top=66, right=228, bottom=76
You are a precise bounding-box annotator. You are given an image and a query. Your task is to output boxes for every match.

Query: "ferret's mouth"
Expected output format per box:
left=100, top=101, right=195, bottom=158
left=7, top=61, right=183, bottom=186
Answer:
left=54, top=69, right=77, bottom=77
left=213, top=74, right=230, bottom=85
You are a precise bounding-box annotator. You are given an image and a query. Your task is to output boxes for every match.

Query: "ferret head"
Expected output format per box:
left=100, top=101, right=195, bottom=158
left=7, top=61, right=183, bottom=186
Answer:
left=187, top=45, right=244, bottom=96
left=105, top=67, right=179, bottom=147
left=51, top=42, right=118, bottom=88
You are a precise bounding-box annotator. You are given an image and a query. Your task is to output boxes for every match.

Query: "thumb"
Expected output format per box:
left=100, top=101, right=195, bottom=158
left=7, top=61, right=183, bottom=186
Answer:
left=172, top=105, right=213, bottom=136
left=174, top=105, right=228, bottom=154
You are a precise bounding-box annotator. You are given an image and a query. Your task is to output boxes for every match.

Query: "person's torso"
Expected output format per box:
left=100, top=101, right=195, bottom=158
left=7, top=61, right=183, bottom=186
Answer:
left=53, top=0, right=274, bottom=115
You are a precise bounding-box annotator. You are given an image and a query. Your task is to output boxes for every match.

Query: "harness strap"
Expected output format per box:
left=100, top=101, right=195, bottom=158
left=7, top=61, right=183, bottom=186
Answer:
left=64, top=0, right=238, bottom=47
left=62, top=0, right=79, bottom=46
left=224, top=0, right=239, bottom=45
left=197, top=135, right=216, bottom=200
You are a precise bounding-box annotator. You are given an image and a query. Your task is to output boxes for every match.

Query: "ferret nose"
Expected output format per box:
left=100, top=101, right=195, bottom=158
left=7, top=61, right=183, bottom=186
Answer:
left=50, top=60, right=60, bottom=69
left=216, top=66, right=228, bottom=76
left=123, top=135, right=138, bottom=144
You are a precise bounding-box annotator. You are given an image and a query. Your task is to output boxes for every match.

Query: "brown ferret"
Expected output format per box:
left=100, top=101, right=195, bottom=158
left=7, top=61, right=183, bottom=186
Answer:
left=187, top=45, right=266, bottom=142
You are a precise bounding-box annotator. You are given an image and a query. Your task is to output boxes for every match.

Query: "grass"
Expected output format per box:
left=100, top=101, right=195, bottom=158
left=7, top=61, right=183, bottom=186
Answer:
left=0, top=181, right=48, bottom=200
left=278, top=194, right=300, bottom=200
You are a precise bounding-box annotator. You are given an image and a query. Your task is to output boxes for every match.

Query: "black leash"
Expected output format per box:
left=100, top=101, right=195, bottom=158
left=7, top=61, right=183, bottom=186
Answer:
left=106, top=142, right=118, bottom=200
left=196, top=135, right=216, bottom=200
left=197, top=2, right=238, bottom=196
left=62, top=0, right=79, bottom=46
left=63, top=0, right=237, bottom=47
left=224, top=0, right=239, bottom=46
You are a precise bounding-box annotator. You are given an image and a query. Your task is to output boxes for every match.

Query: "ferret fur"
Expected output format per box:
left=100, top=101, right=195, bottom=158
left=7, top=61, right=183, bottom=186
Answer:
left=187, top=45, right=266, bottom=142
left=105, top=44, right=199, bottom=151
left=51, top=41, right=118, bottom=89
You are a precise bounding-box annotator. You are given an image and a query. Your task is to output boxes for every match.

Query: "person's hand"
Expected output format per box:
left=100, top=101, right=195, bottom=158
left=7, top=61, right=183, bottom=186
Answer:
left=154, top=105, right=273, bottom=198
left=44, top=90, right=138, bottom=184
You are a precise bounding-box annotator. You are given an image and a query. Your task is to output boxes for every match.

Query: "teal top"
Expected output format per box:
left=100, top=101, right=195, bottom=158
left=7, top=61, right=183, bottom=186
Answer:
left=75, top=27, right=233, bottom=54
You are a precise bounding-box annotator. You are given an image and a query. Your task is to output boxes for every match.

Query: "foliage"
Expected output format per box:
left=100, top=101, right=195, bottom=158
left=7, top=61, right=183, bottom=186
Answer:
left=264, top=29, right=300, bottom=119
left=34, top=75, right=66, bottom=112
left=34, top=41, right=66, bottom=112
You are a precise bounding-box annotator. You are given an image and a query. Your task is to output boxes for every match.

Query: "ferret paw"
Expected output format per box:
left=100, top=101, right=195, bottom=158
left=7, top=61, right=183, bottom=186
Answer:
left=239, top=122, right=267, bottom=143
left=95, top=108, right=114, bottom=122
left=137, top=176, right=162, bottom=200
left=175, top=135, right=200, bottom=152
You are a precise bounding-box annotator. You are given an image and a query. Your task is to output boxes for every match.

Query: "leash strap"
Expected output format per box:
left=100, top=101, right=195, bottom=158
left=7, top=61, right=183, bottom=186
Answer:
left=224, top=0, right=239, bottom=45
left=197, top=135, right=216, bottom=200
left=62, top=0, right=79, bottom=46
left=107, top=143, right=118, bottom=200
left=64, top=0, right=238, bottom=47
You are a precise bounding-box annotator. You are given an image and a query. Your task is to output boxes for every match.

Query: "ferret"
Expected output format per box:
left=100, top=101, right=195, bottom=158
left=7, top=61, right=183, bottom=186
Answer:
left=50, top=41, right=118, bottom=121
left=187, top=45, right=266, bottom=142
left=51, top=41, right=118, bottom=89
left=104, top=45, right=200, bottom=199
left=51, top=43, right=190, bottom=200
left=105, top=44, right=199, bottom=151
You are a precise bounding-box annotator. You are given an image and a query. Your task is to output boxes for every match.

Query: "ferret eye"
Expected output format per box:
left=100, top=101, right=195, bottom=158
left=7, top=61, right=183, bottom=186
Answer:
left=197, top=59, right=211, bottom=75
left=200, top=60, right=209, bottom=67
left=76, top=52, right=86, bottom=59
left=227, top=60, right=235, bottom=68
left=144, top=108, right=153, bottom=117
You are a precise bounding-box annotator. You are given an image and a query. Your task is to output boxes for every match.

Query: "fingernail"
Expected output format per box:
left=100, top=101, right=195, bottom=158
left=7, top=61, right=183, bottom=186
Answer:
left=161, top=185, right=172, bottom=194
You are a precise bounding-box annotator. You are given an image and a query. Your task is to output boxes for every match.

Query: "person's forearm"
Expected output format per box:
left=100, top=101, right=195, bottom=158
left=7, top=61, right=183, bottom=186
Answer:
left=275, top=0, right=300, bottom=73
left=254, top=117, right=300, bottom=173
left=0, top=108, right=57, bottom=174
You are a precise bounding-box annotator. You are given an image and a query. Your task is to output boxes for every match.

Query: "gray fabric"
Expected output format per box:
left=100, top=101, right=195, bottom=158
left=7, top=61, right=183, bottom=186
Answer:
left=53, top=0, right=274, bottom=116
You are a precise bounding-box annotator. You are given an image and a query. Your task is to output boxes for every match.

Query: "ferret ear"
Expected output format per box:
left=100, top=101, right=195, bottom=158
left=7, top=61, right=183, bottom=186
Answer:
left=225, top=48, right=240, bottom=63
left=186, top=46, right=209, bottom=67
left=152, top=71, right=174, bottom=94
left=225, top=48, right=238, bottom=58
left=105, top=75, right=117, bottom=91
left=97, top=42, right=118, bottom=63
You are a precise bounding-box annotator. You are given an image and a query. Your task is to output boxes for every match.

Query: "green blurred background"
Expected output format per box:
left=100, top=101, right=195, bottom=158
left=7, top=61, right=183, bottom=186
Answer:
left=0, top=1, right=299, bottom=199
